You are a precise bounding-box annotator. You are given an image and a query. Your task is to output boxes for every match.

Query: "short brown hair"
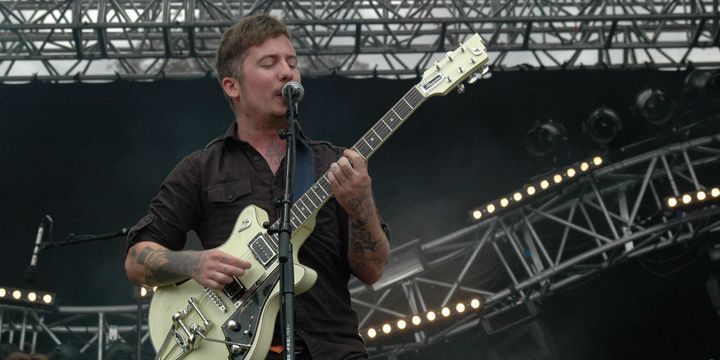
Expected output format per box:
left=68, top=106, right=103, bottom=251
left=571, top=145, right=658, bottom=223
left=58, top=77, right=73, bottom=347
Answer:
left=215, top=14, right=291, bottom=80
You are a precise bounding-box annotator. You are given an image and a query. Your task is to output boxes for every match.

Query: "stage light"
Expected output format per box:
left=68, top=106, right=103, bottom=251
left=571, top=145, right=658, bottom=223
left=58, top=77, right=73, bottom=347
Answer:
left=427, top=311, right=436, bottom=321
left=684, top=70, right=720, bottom=112
left=698, top=191, right=707, bottom=201
left=0, top=286, right=57, bottom=308
left=468, top=156, right=607, bottom=223
left=524, top=120, right=568, bottom=157
left=665, top=186, right=720, bottom=209
left=540, top=180, right=550, bottom=189
left=583, top=107, right=623, bottom=144
left=363, top=297, right=487, bottom=341
left=634, top=88, right=676, bottom=126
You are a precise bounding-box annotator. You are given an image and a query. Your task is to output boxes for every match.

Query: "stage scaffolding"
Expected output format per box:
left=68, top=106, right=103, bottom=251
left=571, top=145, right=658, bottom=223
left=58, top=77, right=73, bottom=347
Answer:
left=0, top=0, right=718, bottom=81
left=350, top=130, right=720, bottom=358
left=2, top=130, right=720, bottom=359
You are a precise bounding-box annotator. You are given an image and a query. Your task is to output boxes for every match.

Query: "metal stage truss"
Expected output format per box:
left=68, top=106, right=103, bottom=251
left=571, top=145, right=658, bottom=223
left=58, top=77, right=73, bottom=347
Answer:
left=0, top=0, right=719, bottom=81
left=349, top=130, right=720, bottom=358
left=2, top=131, right=720, bottom=359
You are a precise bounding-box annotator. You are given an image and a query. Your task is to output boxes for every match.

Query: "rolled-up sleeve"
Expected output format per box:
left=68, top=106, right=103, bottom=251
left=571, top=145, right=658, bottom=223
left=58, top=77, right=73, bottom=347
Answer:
left=127, top=154, right=201, bottom=251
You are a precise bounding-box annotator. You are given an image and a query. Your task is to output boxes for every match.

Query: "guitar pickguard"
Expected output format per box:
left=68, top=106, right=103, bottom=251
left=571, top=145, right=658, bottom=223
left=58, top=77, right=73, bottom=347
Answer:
left=222, top=269, right=280, bottom=358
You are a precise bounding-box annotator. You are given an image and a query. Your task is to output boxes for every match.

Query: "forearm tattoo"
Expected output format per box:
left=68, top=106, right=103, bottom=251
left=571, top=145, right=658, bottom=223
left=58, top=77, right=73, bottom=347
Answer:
left=131, top=247, right=200, bottom=285
left=348, top=197, right=385, bottom=270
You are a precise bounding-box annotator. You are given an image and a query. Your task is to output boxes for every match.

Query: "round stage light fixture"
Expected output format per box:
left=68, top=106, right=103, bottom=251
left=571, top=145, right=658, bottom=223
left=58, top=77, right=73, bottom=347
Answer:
left=367, top=328, right=377, bottom=338
left=684, top=70, right=720, bottom=112
left=634, top=88, right=676, bottom=127
left=411, top=315, right=421, bottom=326
left=583, top=107, right=623, bottom=144
left=397, top=319, right=407, bottom=330
left=524, top=120, right=568, bottom=157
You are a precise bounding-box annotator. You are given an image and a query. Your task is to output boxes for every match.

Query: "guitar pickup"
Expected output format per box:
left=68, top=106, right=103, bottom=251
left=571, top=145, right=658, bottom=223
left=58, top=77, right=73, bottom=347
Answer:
left=249, top=234, right=277, bottom=267
left=222, top=276, right=246, bottom=302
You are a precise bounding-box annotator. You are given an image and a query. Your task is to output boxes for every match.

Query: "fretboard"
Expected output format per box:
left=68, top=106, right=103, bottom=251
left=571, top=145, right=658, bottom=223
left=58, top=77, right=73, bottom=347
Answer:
left=261, top=85, right=426, bottom=249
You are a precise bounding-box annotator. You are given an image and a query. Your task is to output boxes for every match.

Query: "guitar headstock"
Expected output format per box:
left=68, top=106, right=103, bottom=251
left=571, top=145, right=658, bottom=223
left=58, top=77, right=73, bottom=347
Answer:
left=417, top=34, right=489, bottom=97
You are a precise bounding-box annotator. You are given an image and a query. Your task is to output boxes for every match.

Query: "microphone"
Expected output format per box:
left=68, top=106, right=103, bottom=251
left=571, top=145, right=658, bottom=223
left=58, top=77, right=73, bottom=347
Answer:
left=282, top=81, right=305, bottom=103
left=24, top=215, right=52, bottom=283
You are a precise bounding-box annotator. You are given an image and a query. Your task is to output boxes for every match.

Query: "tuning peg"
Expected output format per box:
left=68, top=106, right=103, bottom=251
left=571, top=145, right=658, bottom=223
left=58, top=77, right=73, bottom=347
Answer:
left=446, top=51, right=454, bottom=61
left=467, top=73, right=481, bottom=84
left=456, top=83, right=466, bottom=95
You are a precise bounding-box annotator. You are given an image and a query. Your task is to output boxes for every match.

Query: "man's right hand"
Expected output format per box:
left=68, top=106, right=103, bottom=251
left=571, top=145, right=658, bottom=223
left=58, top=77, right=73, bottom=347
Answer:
left=125, top=241, right=252, bottom=289
left=193, top=248, right=252, bottom=289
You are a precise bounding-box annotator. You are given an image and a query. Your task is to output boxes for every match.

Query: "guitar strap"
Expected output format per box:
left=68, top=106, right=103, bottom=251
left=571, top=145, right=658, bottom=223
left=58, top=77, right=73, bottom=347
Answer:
left=292, top=128, right=315, bottom=203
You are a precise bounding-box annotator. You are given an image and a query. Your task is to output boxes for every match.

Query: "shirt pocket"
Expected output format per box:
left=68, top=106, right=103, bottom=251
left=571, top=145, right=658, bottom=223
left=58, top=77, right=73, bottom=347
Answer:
left=207, top=179, right=252, bottom=204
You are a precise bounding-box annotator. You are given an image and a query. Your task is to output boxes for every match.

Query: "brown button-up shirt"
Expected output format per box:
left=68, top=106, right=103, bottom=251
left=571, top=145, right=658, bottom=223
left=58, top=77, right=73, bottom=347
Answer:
left=129, top=122, right=388, bottom=359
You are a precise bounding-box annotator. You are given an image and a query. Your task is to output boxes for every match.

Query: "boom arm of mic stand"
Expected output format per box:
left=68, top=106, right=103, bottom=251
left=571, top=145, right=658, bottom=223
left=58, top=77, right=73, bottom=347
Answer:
left=41, top=228, right=129, bottom=251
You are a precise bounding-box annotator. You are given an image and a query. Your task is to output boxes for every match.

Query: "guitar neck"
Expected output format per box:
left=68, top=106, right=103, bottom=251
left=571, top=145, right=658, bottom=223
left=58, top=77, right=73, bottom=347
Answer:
left=263, top=85, right=426, bottom=248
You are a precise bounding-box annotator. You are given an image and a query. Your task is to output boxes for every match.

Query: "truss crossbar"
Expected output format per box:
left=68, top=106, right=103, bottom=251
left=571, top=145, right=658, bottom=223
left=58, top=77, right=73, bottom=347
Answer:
left=0, top=0, right=719, bottom=81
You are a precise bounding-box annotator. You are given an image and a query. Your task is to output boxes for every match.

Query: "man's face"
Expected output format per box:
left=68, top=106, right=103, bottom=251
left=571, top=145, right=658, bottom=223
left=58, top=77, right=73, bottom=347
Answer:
left=236, top=35, right=300, bottom=121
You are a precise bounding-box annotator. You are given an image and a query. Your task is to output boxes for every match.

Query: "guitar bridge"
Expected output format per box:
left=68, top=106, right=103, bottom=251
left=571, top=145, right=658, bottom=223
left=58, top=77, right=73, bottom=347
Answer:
left=155, top=297, right=213, bottom=359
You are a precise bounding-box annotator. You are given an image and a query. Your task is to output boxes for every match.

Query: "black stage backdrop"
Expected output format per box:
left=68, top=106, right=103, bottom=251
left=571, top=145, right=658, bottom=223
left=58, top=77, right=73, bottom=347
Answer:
left=1, top=70, right=719, bottom=359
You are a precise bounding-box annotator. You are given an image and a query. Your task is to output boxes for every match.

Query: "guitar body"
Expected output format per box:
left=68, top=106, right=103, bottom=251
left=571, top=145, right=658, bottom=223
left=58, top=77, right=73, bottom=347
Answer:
left=148, top=205, right=317, bottom=360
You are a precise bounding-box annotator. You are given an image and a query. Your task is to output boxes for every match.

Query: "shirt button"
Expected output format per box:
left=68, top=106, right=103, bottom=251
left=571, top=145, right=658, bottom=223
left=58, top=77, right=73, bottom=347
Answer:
left=143, top=215, right=153, bottom=223
left=253, top=155, right=261, bottom=161
left=226, top=194, right=234, bottom=200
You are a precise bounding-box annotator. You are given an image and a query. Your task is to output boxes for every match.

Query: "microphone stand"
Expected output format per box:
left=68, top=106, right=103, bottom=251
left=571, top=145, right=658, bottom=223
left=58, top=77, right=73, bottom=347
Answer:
left=41, top=228, right=129, bottom=250
left=278, top=92, right=299, bottom=360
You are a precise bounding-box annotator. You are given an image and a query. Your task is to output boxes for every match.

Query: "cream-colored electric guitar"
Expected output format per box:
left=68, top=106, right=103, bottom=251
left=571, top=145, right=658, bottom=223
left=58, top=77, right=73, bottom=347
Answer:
left=148, top=34, right=489, bottom=360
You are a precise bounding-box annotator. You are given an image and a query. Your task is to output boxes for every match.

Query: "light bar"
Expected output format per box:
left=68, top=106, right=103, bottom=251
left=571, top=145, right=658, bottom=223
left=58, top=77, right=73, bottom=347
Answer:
left=469, top=156, right=605, bottom=221
left=363, top=297, right=485, bottom=340
left=666, top=187, right=720, bottom=209
left=0, top=286, right=56, bottom=308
